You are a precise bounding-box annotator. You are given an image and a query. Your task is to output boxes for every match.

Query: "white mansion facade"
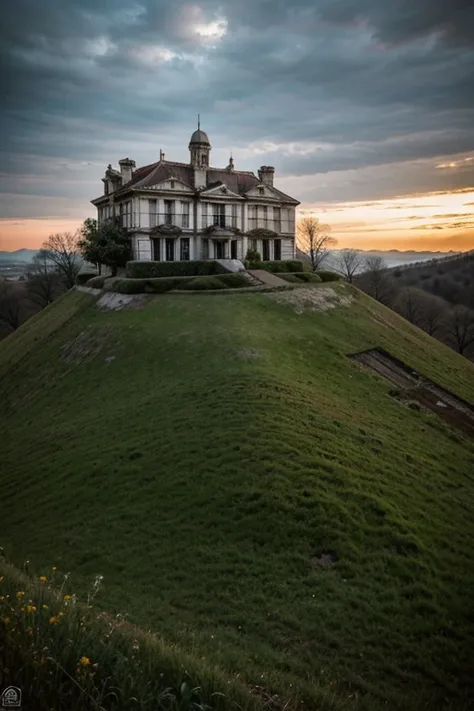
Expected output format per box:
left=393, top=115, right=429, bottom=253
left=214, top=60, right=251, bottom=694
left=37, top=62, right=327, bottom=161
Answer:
left=91, top=125, right=300, bottom=263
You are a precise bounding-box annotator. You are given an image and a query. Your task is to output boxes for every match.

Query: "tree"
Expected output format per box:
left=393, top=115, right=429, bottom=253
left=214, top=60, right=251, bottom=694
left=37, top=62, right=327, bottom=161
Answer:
left=26, top=250, right=63, bottom=308
left=336, top=249, right=362, bottom=283
left=445, top=306, right=474, bottom=356
left=296, top=217, right=336, bottom=271
left=42, top=232, right=81, bottom=289
left=394, top=287, right=424, bottom=325
left=0, top=281, right=23, bottom=332
left=79, top=217, right=131, bottom=277
left=419, top=293, right=447, bottom=336
left=361, top=256, right=393, bottom=304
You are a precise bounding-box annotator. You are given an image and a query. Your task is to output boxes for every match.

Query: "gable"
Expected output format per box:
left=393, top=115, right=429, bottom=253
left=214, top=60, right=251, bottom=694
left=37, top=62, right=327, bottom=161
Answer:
left=143, top=177, right=193, bottom=192
left=200, top=183, right=243, bottom=200
left=244, top=184, right=283, bottom=201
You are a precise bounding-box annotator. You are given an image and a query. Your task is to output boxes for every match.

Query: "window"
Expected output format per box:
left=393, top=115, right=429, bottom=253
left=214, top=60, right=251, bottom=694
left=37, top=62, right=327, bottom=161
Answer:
left=165, top=238, right=175, bottom=261
left=164, top=200, right=174, bottom=225
left=181, top=201, right=190, bottom=228
left=180, top=238, right=190, bottom=261
left=273, top=207, right=281, bottom=233
left=249, top=205, right=258, bottom=227
left=231, top=204, right=238, bottom=228
left=231, top=240, right=238, bottom=259
left=274, top=239, right=281, bottom=261
left=202, top=238, right=209, bottom=260
left=250, top=239, right=258, bottom=252
left=262, top=240, right=270, bottom=261
left=258, top=186, right=264, bottom=195
left=170, top=180, right=175, bottom=189
left=201, top=202, right=208, bottom=228
left=149, top=199, right=158, bottom=228
left=212, top=203, right=226, bottom=228
left=153, top=238, right=161, bottom=261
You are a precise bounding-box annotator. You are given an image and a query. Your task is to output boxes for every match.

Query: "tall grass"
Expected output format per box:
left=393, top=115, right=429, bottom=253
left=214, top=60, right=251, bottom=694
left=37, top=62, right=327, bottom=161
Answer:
left=0, top=556, right=260, bottom=711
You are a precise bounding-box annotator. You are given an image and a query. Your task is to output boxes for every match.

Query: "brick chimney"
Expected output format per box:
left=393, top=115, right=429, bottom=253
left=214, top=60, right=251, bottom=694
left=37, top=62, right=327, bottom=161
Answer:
left=258, top=165, right=275, bottom=187
left=118, top=157, right=136, bottom=184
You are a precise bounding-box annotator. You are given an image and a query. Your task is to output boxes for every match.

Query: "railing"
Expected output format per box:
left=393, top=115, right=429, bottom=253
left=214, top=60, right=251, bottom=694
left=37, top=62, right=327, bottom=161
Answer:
left=148, top=212, right=190, bottom=229
left=247, top=217, right=293, bottom=233
left=201, top=215, right=239, bottom=230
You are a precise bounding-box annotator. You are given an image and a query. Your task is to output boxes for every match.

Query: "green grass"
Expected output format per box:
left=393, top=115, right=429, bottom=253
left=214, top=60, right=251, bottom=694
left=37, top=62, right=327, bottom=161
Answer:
left=1, top=283, right=474, bottom=711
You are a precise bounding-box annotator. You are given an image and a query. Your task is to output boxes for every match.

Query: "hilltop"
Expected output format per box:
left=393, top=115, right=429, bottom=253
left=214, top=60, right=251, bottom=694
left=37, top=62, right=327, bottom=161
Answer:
left=1, top=284, right=474, bottom=711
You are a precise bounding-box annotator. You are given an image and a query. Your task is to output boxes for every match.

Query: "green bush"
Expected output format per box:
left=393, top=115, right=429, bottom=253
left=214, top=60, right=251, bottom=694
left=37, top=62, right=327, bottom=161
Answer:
left=86, top=275, right=107, bottom=289
left=215, top=273, right=249, bottom=288
left=126, top=261, right=221, bottom=279
left=180, top=276, right=224, bottom=291
left=314, top=270, right=342, bottom=282
left=255, top=260, right=304, bottom=273
left=76, top=271, right=97, bottom=285
left=278, top=273, right=302, bottom=283
left=297, top=272, right=322, bottom=283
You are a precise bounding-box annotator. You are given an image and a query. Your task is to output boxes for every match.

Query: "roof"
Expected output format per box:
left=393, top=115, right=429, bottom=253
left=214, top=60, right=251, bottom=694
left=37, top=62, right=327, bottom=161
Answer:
left=189, top=129, right=210, bottom=145
left=95, top=159, right=299, bottom=204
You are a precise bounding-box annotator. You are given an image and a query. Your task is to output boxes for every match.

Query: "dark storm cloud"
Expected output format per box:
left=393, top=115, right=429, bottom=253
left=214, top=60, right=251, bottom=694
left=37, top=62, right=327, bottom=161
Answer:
left=0, top=0, right=473, bottom=215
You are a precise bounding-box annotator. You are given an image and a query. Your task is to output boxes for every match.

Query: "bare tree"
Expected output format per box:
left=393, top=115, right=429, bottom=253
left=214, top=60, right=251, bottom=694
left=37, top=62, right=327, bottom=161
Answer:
left=42, top=232, right=81, bottom=289
left=296, top=217, right=336, bottom=271
left=362, top=256, right=393, bottom=304
left=26, top=250, right=63, bottom=307
left=336, top=249, right=363, bottom=283
left=445, top=306, right=474, bottom=356
left=419, top=293, right=447, bottom=336
left=0, top=281, right=23, bottom=332
left=394, top=287, right=424, bottom=325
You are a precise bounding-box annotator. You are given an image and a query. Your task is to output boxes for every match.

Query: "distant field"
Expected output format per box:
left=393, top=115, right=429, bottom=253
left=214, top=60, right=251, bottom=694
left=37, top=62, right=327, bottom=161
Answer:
left=1, top=284, right=474, bottom=711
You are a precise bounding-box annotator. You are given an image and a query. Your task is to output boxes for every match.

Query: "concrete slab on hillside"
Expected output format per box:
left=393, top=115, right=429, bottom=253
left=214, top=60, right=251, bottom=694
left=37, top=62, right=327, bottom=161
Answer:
left=246, top=269, right=290, bottom=287
left=215, top=259, right=246, bottom=273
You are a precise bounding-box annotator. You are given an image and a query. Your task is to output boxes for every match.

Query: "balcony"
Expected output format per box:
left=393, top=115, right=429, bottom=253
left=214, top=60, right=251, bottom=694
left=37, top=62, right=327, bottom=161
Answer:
left=201, top=215, right=239, bottom=230
left=248, top=217, right=290, bottom=233
left=149, top=212, right=190, bottom=229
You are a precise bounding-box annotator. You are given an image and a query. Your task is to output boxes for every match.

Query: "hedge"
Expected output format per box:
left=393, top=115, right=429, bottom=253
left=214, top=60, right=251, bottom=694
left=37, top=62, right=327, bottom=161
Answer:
left=314, top=270, right=342, bottom=282
left=279, top=272, right=322, bottom=284
left=126, top=260, right=225, bottom=279
left=76, top=271, right=98, bottom=285
left=86, top=275, right=107, bottom=289
left=248, top=260, right=303, bottom=273
left=105, top=273, right=250, bottom=295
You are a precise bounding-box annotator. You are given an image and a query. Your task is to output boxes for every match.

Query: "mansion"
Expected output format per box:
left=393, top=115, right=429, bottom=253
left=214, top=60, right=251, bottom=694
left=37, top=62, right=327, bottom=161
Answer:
left=91, top=124, right=300, bottom=263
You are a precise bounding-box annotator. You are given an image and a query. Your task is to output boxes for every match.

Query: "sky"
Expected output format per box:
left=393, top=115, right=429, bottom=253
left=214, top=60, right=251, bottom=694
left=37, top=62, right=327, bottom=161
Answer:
left=0, top=0, right=473, bottom=252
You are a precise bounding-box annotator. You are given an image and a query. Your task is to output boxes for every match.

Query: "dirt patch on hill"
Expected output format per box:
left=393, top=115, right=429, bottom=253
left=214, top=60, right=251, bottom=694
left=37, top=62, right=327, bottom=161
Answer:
left=61, top=326, right=112, bottom=364
left=266, top=287, right=353, bottom=314
left=96, top=293, right=150, bottom=311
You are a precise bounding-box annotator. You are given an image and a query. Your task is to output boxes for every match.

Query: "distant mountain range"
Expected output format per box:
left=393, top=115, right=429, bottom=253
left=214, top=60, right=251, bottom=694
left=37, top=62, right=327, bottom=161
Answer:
left=296, top=248, right=460, bottom=270
left=0, top=249, right=39, bottom=263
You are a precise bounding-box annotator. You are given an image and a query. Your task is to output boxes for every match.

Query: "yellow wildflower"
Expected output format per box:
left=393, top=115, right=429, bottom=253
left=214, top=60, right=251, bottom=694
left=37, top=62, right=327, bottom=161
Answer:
left=39, top=576, right=47, bottom=583
left=16, top=591, right=25, bottom=600
left=49, top=616, right=59, bottom=625
left=63, top=594, right=72, bottom=601
left=0, top=596, right=4, bottom=601
left=58, top=611, right=65, bottom=617
left=52, top=566, right=57, bottom=572
left=26, top=605, right=37, bottom=614
left=42, top=604, right=49, bottom=610
left=3, top=617, right=10, bottom=625
left=79, top=656, right=91, bottom=666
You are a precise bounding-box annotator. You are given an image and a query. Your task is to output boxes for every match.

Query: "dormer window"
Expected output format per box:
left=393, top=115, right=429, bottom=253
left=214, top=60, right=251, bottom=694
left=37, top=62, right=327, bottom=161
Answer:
left=170, top=180, right=175, bottom=189
left=221, top=187, right=227, bottom=194
left=258, top=186, right=264, bottom=195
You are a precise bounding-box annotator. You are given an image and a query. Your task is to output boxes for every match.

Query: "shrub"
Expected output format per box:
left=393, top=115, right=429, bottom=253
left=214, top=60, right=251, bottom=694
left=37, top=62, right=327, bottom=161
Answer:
left=126, top=260, right=221, bottom=279
left=215, top=273, right=249, bottom=288
left=76, top=271, right=97, bottom=285
left=314, top=270, right=342, bottom=282
left=278, top=272, right=322, bottom=284
left=244, top=249, right=261, bottom=265
left=86, top=275, right=107, bottom=289
left=180, top=276, right=224, bottom=291
left=255, top=260, right=304, bottom=273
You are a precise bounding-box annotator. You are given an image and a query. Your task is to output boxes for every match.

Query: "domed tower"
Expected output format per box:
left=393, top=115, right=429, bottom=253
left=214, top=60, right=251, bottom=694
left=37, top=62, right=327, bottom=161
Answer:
left=189, top=117, right=211, bottom=169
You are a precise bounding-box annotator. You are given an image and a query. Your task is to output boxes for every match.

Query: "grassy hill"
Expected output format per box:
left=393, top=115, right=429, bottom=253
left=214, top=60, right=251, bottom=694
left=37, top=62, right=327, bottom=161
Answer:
left=1, top=284, right=474, bottom=711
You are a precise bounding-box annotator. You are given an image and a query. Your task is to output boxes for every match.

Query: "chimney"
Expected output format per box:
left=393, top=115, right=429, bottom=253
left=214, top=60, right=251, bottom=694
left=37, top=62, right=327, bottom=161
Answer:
left=160, top=149, right=166, bottom=161
left=258, top=165, right=275, bottom=187
left=118, top=157, right=136, bottom=184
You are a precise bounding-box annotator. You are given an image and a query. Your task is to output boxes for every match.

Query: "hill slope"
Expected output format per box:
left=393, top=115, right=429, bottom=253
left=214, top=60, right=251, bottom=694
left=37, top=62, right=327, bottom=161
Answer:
left=1, top=284, right=474, bottom=711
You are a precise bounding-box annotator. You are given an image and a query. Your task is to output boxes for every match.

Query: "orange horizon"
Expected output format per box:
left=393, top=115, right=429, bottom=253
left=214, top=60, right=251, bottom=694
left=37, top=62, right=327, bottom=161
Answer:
left=1, top=187, right=473, bottom=253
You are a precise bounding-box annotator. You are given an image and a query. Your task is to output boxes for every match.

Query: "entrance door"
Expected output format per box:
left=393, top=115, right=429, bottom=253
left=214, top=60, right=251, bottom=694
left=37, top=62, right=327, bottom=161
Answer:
left=165, top=238, right=175, bottom=261
left=215, top=240, right=226, bottom=259
left=231, top=240, right=237, bottom=259
left=262, top=240, right=270, bottom=261
left=273, top=239, right=281, bottom=261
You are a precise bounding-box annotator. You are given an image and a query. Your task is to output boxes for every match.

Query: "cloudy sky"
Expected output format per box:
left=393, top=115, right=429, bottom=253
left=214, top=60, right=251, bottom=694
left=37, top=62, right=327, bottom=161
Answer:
left=1, top=0, right=473, bottom=251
